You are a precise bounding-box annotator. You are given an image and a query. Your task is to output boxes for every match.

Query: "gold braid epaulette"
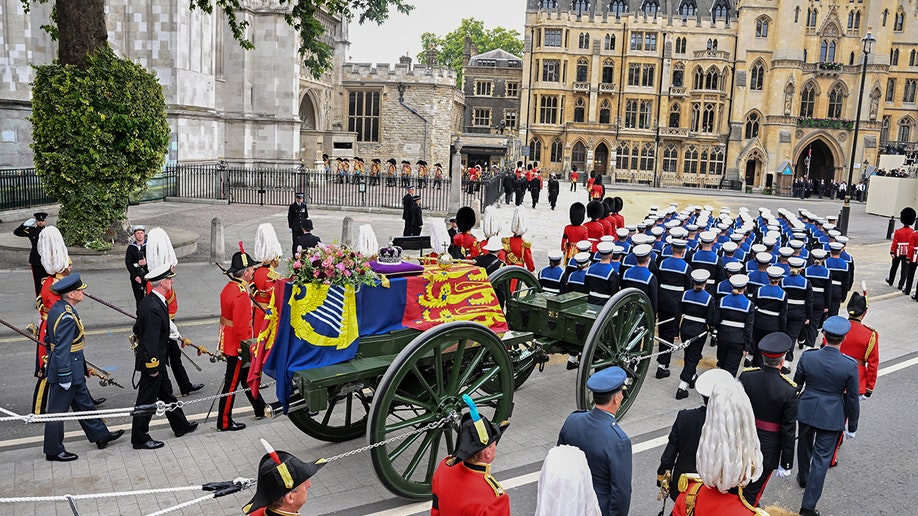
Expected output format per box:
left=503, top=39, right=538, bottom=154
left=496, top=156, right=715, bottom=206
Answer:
left=780, top=373, right=798, bottom=388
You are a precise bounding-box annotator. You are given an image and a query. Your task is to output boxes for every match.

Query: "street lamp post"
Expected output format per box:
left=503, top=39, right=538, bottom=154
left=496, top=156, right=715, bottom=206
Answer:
left=839, top=31, right=876, bottom=235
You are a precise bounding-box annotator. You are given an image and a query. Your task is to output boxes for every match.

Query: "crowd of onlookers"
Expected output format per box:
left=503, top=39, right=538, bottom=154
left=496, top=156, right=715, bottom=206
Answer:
left=873, top=167, right=912, bottom=178
left=792, top=178, right=867, bottom=201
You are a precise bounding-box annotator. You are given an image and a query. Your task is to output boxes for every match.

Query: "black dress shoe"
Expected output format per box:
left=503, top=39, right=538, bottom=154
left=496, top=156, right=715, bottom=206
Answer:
left=181, top=384, right=205, bottom=397
left=799, top=508, right=820, bottom=516
left=655, top=368, right=671, bottom=379
left=96, top=429, right=124, bottom=449
left=92, top=397, right=106, bottom=407
left=885, top=278, right=893, bottom=286
left=566, top=361, right=580, bottom=370
left=46, top=451, right=78, bottom=462
left=688, top=375, right=697, bottom=389
left=175, top=422, right=199, bottom=438
left=797, top=477, right=807, bottom=488
left=675, top=388, right=689, bottom=400
left=133, top=440, right=164, bottom=450
left=217, top=422, right=246, bottom=432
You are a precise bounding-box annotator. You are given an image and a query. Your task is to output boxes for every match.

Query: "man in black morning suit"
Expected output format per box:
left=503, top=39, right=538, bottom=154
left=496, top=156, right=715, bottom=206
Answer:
left=793, top=316, right=859, bottom=516
left=131, top=264, right=198, bottom=450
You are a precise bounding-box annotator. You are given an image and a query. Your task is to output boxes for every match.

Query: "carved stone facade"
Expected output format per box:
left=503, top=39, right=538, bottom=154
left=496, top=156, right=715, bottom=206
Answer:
left=523, top=0, right=917, bottom=189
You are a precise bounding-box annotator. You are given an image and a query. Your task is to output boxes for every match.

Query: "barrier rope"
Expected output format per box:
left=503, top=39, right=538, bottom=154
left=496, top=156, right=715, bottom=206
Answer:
left=0, top=380, right=276, bottom=424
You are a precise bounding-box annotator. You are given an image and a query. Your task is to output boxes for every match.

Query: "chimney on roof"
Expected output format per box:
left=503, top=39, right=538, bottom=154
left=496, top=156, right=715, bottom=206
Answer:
left=426, top=45, right=438, bottom=68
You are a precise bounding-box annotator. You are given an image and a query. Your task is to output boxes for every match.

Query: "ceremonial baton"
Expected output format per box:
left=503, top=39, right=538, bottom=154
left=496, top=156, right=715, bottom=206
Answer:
left=0, top=317, right=124, bottom=388
left=179, top=345, right=203, bottom=372
left=84, top=292, right=137, bottom=320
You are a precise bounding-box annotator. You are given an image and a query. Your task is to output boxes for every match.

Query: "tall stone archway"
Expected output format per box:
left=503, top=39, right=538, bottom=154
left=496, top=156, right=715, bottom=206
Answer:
left=795, top=137, right=838, bottom=183
left=595, top=142, right=609, bottom=174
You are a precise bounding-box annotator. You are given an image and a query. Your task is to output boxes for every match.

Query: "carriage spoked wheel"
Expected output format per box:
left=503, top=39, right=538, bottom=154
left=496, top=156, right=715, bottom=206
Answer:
left=576, top=288, right=655, bottom=418
left=488, top=267, right=541, bottom=390
left=287, top=383, right=372, bottom=442
left=368, top=321, right=514, bottom=499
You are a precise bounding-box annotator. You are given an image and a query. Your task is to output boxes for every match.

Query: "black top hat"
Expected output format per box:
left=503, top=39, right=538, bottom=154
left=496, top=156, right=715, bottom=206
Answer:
left=401, top=160, right=410, bottom=164
left=569, top=202, right=586, bottom=226
left=451, top=413, right=509, bottom=462
left=416, top=160, right=427, bottom=166
left=387, top=158, right=397, bottom=165
left=227, top=242, right=256, bottom=275
left=847, top=291, right=868, bottom=317
left=900, top=207, right=916, bottom=227
left=587, top=200, right=604, bottom=221
left=33, top=212, right=48, bottom=221
left=456, top=206, right=476, bottom=232
left=434, top=163, right=442, bottom=168
left=243, top=450, right=325, bottom=514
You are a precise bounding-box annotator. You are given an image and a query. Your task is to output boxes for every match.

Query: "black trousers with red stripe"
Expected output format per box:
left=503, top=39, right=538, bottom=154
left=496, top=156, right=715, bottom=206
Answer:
left=217, top=355, right=265, bottom=429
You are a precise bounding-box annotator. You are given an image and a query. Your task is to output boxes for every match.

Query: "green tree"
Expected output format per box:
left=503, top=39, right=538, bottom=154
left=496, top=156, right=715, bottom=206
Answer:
left=22, top=0, right=413, bottom=247
left=418, top=18, right=523, bottom=86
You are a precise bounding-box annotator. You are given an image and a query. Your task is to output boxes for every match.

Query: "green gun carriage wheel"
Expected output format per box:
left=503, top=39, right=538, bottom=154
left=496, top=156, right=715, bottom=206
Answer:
left=286, top=384, right=373, bottom=442
left=488, top=266, right=541, bottom=390
left=575, top=288, right=655, bottom=418
left=367, top=321, right=515, bottom=499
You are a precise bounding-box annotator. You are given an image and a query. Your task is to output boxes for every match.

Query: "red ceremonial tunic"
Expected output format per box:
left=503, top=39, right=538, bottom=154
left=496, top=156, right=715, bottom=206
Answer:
left=612, top=213, right=625, bottom=229
left=909, top=230, right=918, bottom=263
left=599, top=218, right=614, bottom=236
left=673, top=481, right=765, bottom=515
left=501, top=236, right=534, bottom=271
left=570, top=170, right=579, bottom=182
left=891, top=225, right=914, bottom=257
left=431, top=457, right=510, bottom=516
left=145, top=281, right=178, bottom=319
left=840, top=319, right=879, bottom=394
left=252, top=265, right=278, bottom=337
left=584, top=220, right=605, bottom=250
left=453, top=232, right=480, bottom=259
left=561, top=224, right=589, bottom=259
left=604, top=215, right=620, bottom=233
left=219, top=278, right=253, bottom=357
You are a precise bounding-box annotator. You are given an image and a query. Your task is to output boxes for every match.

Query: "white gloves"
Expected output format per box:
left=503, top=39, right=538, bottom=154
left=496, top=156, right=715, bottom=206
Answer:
left=25, top=218, right=36, bottom=227
left=776, top=467, right=792, bottom=478
left=60, top=382, right=71, bottom=391
left=845, top=431, right=856, bottom=439
left=859, top=394, right=867, bottom=401
left=168, top=321, right=182, bottom=341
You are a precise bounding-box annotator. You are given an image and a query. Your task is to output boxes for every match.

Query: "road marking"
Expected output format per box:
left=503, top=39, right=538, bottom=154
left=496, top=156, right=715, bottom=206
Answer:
left=877, top=355, right=918, bottom=377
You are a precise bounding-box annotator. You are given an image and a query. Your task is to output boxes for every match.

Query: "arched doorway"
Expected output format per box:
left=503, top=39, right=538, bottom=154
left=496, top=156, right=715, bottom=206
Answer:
left=594, top=142, right=609, bottom=174
left=795, top=138, right=836, bottom=183
left=571, top=141, right=587, bottom=173
left=744, top=149, right=765, bottom=186
left=299, top=94, right=317, bottom=130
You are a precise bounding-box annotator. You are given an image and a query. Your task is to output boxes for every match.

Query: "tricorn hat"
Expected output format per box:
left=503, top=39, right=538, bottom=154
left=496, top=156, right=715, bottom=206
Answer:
left=451, top=400, right=509, bottom=462
left=243, top=439, right=325, bottom=514
left=456, top=206, right=476, bottom=233
left=900, top=207, right=916, bottom=227
left=587, top=200, right=603, bottom=221
left=569, top=202, right=586, bottom=226
left=387, top=158, right=397, bottom=165
left=227, top=241, right=256, bottom=275
left=847, top=291, right=868, bottom=317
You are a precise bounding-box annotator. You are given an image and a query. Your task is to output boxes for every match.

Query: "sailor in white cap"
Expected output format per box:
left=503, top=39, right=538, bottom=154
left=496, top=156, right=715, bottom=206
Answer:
left=747, top=251, right=775, bottom=296
left=689, top=231, right=722, bottom=295
left=802, top=249, right=832, bottom=349
left=824, top=241, right=851, bottom=316
left=782, top=256, right=812, bottom=357
left=538, top=250, right=566, bottom=295
left=562, top=251, right=593, bottom=370
left=750, top=266, right=788, bottom=369
left=586, top=242, right=621, bottom=306
left=656, top=238, right=692, bottom=380
left=621, top=244, right=659, bottom=314
left=126, top=225, right=148, bottom=308
left=674, top=269, right=717, bottom=399
left=714, top=274, right=754, bottom=376
left=717, top=261, right=745, bottom=300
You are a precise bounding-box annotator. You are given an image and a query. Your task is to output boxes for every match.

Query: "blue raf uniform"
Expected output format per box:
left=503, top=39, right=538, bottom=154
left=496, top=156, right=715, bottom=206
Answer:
left=558, top=367, right=632, bottom=516
left=794, top=317, right=860, bottom=515
left=714, top=275, right=754, bottom=376
left=538, top=252, right=565, bottom=295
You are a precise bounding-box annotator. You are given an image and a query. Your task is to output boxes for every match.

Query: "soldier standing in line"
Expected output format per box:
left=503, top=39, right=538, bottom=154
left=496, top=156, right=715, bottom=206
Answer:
left=739, top=332, right=798, bottom=507
left=689, top=231, right=723, bottom=295
left=513, top=167, right=528, bottom=206
left=569, top=165, right=579, bottom=192
left=416, top=160, right=428, bottom=189
left=538, top=251, right=565, bottom=295
left=824, top=242, right=851, bottom=316
left=13, top=211, right=48, bottom=296
left=561, top=203, right=589, bottom=261
left=501, top=208, right=535, bottom=272
left=369, top=158, right=381, bottom=186
left=674, top=270, right=716, bottom=399
left=400, top=160, right=412, bottom=188
left=655, top=238, right=693, bottom=380
left=620, top=244, right=658, bottom=315
left=386, top=158, right=397, bottom=187
left=529, top=170, right=542, bottom=208
left=451, top=207, right=480, bottom=259
left=287, top=192, right=308, bottom=253
left=503, top=163, right=518, bottom=205
left=125, top=225, right=148, bottom=309
left=433, top=162, right=444, bottom=190
left=782, top=257, right=813, bottom=356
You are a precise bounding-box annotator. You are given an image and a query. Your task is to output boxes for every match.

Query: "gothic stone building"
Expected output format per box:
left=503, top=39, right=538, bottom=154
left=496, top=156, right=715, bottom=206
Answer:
left=523, top=0, right=917, bottom=190
left=460, top=49, right=524, bottom=167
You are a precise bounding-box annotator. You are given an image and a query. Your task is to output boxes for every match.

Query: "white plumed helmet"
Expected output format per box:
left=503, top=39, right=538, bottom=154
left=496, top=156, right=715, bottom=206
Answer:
left=426, top=220, right=451, bottom=255
left=481, top=206, right=500, bottom=239
left=511, top=207, right=528, bottom=236
left=355, top=224, right=379, bottom=257
left=38, top=226, right=69, bottom=275
left=146, top=227, right=178, bottom=272
left=253, top=223, right=284, bottom=263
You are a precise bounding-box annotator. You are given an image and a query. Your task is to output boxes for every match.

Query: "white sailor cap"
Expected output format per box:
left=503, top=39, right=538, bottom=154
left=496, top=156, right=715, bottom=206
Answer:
left=671, top=238, right=688, bottom=248
left=836, top=236, right=849, bottom=244
left=632, top=244, right=653, bottom=257
left=828, top=230, right=841, bottom=237
left=574, top=251, right=592, bottom=264
left=650, top=226, right=665, bottom=236
left=756, top=252, right=774, bottom=264
left=597, top=242, right=615, bottom=255
left=730, top=274, right=750, bottom=289
left=751, top=244, right=767, bottom=254
left=601, top=235, right=616, bottom=243
left=626, top=225, right=637, bottom=232
left=716, top=223, right=730, bottom=232
left=613, top=245, right=626, bottom=255
left=788, top=257, right=806, bottom=268
left=691, top=269, right=711, bottom=283
left=778, top=247, right=794, bottom=257
left=685, top=224, right=699, bottom=232
left=576, top=240, right=592, bottom=251
left=665, top=220, right=680, bottom=229
left=616, top=228, right=630, bottom=238
left=725, top=261, right=744, bottom=273
left=826, top=215, right=838, bottom=222
left=762, top=237, right=778, bottom=247
left=637, top=222, right=648, bottom=230
left=730, top=233, right=744, bottom=242
left=789, top=240, right=804, bottom=249
left=548, top=250, right=564, bottom=261
left=721, top=242, right=738, bottom=253
left=766, top=266, right=785, bottom=279
left=811, top=248, right=829, bottom=259
left=699, top=231, right=717, bottom=243
left=829, top=241, right=845, bottom=251
left=824, top=223, right=836, bottom=231
left=670, top=227, right=688, bottom=238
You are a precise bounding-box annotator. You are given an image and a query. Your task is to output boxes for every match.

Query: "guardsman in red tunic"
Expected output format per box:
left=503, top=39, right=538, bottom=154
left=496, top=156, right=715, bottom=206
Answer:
left=452, top=207, right=480, bottom=259
left=584, top=201, right=606, bottom=251
left=431, top=401, right=510, bottom=516
left=562, top=202, right=589, bottom=260
left=218, top=244, right=267, bottom=431
left=252, top=223, right=284, bottom=338
left=886, top=207, right=915, bottom=289
left=502, top=208, right=535, bottom=271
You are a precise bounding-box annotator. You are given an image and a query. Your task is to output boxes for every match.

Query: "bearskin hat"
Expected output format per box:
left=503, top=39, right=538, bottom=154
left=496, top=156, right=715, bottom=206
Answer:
left=569, top=202, right=586, bottom=226
left=587, top=200, right=604, bottom=221
left=456, top=206, right=476, bottom=233
left=900, top=207, right=916, bottom=227
left=601, top=201, right=611, bottom=219
left=613, top=196, right=624, bottom=213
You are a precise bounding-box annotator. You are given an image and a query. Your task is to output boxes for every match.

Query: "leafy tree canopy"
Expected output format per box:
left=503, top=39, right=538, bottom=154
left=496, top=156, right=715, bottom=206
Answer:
left=418, top=18, right=523, bottom=85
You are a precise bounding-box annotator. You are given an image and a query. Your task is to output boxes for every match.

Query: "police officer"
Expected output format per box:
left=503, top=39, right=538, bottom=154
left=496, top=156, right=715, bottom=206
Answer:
left=794, top=316, right=859, bottom=516
left=538, top=251, right=565, bottom=295
left=751, top=266, right=788, bottom=368
left=674, top=269, right=716, bottom=399
left=585, top=242, right=621, bottom=305
left=621, top=244, right=658, bottom=315
left=739, top=332, right=798, bottom=507
left=714, top=274, right=754, bottom=376
left=13, top=211, right=48, bottom=296
left=286, top=193, right=308, bottom=251
left=655, top=238, right=692, bottom=379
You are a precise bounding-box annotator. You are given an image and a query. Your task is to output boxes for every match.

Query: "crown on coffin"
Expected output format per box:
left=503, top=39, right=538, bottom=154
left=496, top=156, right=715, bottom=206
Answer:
left=377, top=243, right=403, bottom=264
